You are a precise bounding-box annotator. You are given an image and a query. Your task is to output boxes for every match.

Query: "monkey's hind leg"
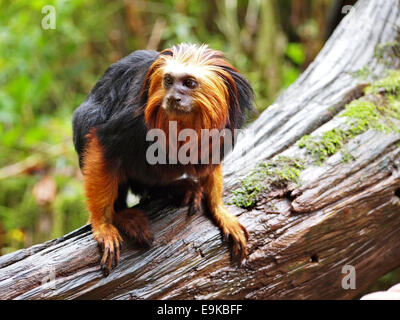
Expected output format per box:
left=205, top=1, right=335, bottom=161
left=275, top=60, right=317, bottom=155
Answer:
left=180, top=180, right=203, bottom=216
left=113, top=183, right=153, bottom=246
left=114, top=208, right=153, bottom=246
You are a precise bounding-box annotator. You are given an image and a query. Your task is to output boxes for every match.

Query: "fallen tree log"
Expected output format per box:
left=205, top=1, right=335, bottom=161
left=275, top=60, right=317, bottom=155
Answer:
left=1, top=0, right=400, bottom=300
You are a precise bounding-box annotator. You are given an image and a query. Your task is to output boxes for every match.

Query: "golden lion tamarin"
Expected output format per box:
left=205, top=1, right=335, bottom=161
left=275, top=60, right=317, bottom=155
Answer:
left=72, top=43, right=254, bottom=273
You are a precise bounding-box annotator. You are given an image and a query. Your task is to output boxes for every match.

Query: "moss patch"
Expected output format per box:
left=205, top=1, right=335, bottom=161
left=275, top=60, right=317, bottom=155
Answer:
left=351, top=40, right=400, bottom=80
left=230, top=156, right=305, bottom=208
left=298, top=70, right=400, bottom=163
left=374, top=41, right=400, bottom=66
left=365, top=70, right=400, bottom=95
left=298, top=128, right=345, bottom=164
left=350, top=66, right=372, bottom=80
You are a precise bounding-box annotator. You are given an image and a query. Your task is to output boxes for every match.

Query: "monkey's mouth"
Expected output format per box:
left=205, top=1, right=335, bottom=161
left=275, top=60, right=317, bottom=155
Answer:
left=163, top=101, right=193, bottom=114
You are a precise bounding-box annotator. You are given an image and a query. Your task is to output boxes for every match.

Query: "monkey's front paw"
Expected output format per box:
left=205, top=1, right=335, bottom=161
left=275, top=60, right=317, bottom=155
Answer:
left=93, top=223, right=123, bottom=275
left=114, top=208, right=153, bottom=246
left=217, top=207, right=249, bottom=262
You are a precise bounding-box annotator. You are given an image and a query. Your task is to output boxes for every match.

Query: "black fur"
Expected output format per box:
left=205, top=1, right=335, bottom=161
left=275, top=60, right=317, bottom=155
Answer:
left=72, top=50, right=158, bottom=166
left=72, top=47, right=254, bottom=204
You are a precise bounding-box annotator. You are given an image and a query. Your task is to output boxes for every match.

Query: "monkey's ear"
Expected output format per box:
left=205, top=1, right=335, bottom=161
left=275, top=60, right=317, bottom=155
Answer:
left=219, top=67, right=256, bottom=129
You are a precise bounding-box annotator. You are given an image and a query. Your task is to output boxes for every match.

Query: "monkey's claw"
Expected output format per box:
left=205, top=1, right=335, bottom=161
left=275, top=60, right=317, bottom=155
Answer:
left=216, top=206, right=249, bottom=262
left=227, top=222, right=249, bottom=262
left=93, top=223, right=123, bottom=275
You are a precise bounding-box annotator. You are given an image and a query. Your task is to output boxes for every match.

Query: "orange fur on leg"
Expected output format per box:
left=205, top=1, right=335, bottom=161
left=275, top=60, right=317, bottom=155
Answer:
left=83, top=130, right=122, bottom=273
left=202, top=165, right=249, bottom=260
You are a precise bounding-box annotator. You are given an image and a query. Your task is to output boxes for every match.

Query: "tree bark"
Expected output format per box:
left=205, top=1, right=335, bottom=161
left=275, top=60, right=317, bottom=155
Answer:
left=1, top=0, right=400, bottom=300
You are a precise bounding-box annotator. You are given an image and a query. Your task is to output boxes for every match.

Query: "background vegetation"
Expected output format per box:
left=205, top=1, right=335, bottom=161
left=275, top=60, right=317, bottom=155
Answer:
left=1, top=0, right=397, bottom=294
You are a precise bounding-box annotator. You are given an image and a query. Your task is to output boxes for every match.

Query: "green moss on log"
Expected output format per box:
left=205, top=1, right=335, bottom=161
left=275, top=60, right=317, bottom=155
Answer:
left=230, top=156, right=305, bottom=208
left=298, top=70, right=400, bottom=164
left=365, top=70, right=400, bottom=95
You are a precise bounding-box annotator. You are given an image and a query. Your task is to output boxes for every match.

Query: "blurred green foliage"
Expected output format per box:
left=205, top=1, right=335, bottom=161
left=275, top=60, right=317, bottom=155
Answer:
left=0, top=0, right=118, bottom=252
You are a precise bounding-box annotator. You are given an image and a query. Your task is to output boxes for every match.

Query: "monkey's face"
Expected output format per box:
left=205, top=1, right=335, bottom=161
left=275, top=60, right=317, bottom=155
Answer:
left=145, top=44, right=237, bottom=131
left=161, top=69, right=198, bottom=115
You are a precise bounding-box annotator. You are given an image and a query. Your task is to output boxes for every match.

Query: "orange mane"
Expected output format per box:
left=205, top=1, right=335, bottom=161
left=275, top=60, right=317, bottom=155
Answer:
left=144, top=44, right=238, bottom=134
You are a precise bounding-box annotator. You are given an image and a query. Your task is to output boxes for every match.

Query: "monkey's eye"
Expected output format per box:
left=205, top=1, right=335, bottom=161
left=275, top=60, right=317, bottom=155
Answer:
left=163, top=75, right=174, bottom=88
left=183, top=78, right=198, bottom=89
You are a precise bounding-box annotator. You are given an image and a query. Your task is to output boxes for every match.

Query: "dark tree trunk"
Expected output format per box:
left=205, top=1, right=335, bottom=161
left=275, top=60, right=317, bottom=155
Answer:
left=1, top=0, right=400, bottom=300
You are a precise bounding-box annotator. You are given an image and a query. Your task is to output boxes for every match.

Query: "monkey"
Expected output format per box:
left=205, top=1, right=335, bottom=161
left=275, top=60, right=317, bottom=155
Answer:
left=72, top=43, right=255, bottom=274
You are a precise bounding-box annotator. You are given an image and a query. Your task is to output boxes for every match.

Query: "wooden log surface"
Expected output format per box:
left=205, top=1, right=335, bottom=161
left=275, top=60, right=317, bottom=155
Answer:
left=1, top=0, right=400, bottom=300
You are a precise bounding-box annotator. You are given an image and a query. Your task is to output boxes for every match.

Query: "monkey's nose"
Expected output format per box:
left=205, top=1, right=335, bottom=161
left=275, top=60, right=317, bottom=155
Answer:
left=167, top=96, right=182, bottom=104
